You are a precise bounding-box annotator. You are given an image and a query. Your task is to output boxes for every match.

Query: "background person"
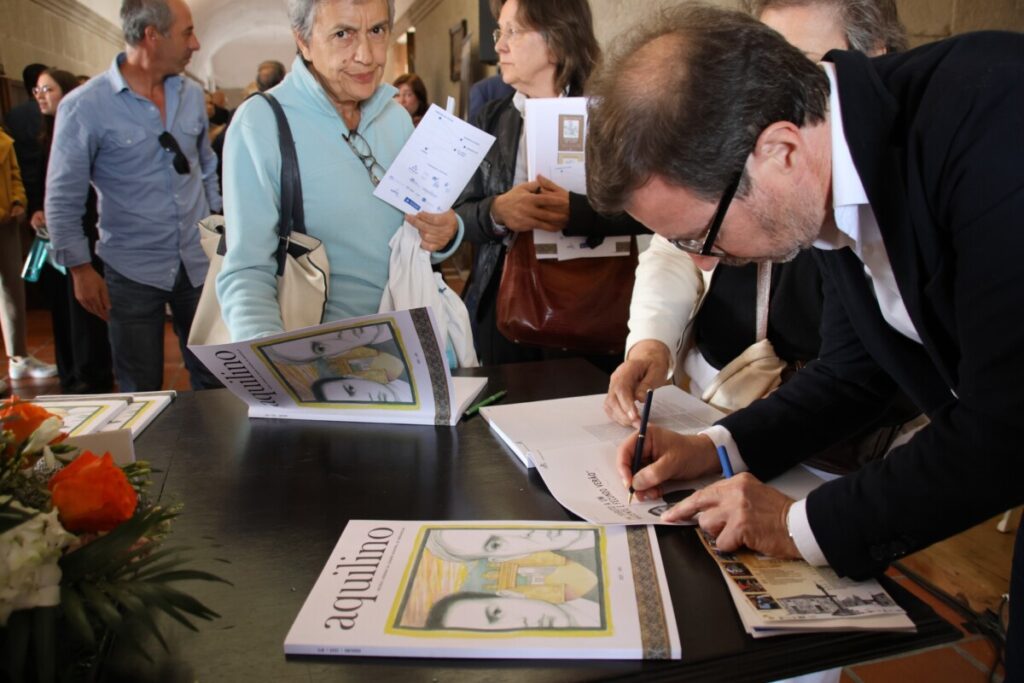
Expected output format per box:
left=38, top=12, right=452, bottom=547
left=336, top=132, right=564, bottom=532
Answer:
left=584, top=6, right=1023, bottom=676
left=30, top=68, right=113, bottom=394
left=392, top=73, right=428, bottom=125
left=605, top=0, right=916, bottom=477
left=454, top=0, right=646, bottom=369
left=46, top=0, right=222, bottom=392
left=217, top=0, right=462, bottom=343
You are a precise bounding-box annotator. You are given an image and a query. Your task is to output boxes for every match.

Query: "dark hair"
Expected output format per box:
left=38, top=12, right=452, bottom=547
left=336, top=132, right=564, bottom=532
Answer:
left=22, top=63, right=48, bottom=97
left=586, top=3, right=830, bottom=213
left=121, top=0, right=174, bottom=46
left=490, top=0, right=600, bottom=95
left=424, top=592, right=498, bottom=630
left=743, top=0, right=907, bottom=53
left=37, top=69, right=81, bottom=151
left=257, top=60, right=287, bottom=92
left=393, top=73, right=429, bottom=118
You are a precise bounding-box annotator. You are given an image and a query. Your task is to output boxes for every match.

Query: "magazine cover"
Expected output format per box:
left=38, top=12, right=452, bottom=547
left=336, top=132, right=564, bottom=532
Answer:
left=285, top=521, right=681, bottom=659
left=189, top=308, right=486, bottom=426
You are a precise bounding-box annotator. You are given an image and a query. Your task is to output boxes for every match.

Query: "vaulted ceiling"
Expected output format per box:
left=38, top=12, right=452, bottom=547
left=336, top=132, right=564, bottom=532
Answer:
left=83, top=0, right=415, bottom=89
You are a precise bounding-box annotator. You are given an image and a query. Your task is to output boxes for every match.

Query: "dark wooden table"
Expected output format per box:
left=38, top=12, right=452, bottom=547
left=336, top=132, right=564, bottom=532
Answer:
left=104, top=359, right=959, bottom=681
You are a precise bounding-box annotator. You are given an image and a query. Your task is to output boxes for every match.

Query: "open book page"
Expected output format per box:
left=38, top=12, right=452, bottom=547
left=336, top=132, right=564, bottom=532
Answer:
left=524, top=97, right=629, bottom=261
left=99, top=395, right=173, bottom=437
left=481, top=385, right=724, bottom=468
left=285, top=521, right=680, bottom=660
left=31, top=399, right=129, bottom=436
left=373, top=103, right=495, bottom=214
left=698, top=530, right=913, bottom=635
left=189, top=308, right=485, bottom=426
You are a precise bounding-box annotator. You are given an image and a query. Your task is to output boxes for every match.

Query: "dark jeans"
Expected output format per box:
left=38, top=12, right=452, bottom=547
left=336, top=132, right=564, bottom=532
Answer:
left=47, top=266, right=113, bottom=393
left=104, top=263, right=219, bottom=392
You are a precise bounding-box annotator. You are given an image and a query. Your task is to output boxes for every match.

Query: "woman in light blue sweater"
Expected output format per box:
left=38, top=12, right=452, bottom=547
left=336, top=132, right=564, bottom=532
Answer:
left=218, top=0, right=462, bottom=342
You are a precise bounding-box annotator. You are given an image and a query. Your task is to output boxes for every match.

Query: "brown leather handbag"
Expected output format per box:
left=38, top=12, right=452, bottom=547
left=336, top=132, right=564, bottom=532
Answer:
left=496, top=231, right=637, bottom=355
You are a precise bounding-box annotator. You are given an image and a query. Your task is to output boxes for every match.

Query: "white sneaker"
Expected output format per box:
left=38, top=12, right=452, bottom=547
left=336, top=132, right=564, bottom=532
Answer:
left=8, top=356, right=59, bottom=380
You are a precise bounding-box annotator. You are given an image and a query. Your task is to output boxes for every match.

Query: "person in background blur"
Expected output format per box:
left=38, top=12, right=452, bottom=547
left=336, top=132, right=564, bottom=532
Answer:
left=392, top=73, right=428, bottom=126
left=76, top=75, right=90, bottom=86
left=256, top=60, right=286, bottom=92
left=30, top=69, right=113, bottom=394
left=205, top=90, right=227, bottom=143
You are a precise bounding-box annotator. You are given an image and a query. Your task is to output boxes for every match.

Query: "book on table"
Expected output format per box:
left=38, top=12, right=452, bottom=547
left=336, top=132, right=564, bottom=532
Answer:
left=34, top=392, right=174, bottom=438
left=285, top=520, right=681, bottom=659
left=189, top=307, right=487, bottom=426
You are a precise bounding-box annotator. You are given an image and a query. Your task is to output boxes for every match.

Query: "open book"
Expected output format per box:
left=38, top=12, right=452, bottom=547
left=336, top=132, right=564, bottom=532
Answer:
left=31, top=392, right=173, bottom=438
left=698, top=531, right=914, bottom=637
left=189, top=308, right=487, bottom=426
left=285, top=521, right=680, bottom=659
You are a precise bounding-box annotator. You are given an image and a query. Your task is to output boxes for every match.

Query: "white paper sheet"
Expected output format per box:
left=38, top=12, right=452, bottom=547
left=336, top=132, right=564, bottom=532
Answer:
left=373, top=104, right=496, bottom=215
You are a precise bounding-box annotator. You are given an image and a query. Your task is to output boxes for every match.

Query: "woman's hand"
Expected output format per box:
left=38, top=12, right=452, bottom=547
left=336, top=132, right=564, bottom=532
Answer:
left=406, top=210, right=458, bottom=252
left=491, top=180, right=568, bottom=233
left=29, top=210, right=46, bottom=235
left=533, top=175, right=570, bottom=233
left=605, top=340, right=672, bottom=427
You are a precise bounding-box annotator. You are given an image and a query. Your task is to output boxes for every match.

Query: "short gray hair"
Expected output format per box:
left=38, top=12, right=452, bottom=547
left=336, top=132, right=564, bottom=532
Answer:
left=288, top=0, right=396, bottom=45
left=743, top=0, right=907, bottom=53
left=121, top=0, right=174, bottom=46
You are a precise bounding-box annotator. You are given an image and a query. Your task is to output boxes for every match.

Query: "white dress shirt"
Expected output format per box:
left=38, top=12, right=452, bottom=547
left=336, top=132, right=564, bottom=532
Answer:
left=704, top=63, right=925, bottom=566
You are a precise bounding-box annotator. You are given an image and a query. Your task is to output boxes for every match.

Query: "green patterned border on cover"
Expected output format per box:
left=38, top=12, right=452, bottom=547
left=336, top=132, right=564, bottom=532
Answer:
left=627, top=526, right=673, bottom=659
left=409, top=307, right=451, bottom=425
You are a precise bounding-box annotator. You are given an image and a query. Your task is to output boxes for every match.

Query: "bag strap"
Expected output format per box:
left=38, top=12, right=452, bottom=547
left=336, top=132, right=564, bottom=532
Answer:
left=250, top=92, right=306, bottom=277
left=755, top=262, right=771, bottom=342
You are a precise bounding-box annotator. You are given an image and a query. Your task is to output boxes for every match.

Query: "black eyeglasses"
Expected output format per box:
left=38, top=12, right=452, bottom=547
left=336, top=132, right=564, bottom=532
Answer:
left=342, top=131, right=386, bottom=186
left=158, top=131, right=190, bottom=175
left=669, top=171, right=743, bottom=258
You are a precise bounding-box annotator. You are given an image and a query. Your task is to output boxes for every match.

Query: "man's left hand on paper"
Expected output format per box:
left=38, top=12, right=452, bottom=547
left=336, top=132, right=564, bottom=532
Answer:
left=662, top=474, right=801, bottom=560
left=406, top=209, right=458, bottom=252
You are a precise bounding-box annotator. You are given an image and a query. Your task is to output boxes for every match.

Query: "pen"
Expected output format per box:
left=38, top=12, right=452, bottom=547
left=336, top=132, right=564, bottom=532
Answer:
left=464, top=389, right=507, bottom=417
left=717, top=444, right=734, bottom=478
left=628, top=389, right=654, bottom=505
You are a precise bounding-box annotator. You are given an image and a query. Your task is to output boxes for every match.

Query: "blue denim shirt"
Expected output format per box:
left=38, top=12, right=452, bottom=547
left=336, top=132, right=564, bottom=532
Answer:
left=45, top=53, right=222, bottom=290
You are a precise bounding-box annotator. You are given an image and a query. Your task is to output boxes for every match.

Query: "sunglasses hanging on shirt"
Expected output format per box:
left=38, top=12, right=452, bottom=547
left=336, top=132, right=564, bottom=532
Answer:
left=158, top=131, right=191, bottom=175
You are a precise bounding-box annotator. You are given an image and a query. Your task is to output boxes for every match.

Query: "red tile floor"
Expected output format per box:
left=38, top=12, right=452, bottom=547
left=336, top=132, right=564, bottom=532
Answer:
left=2, top=308, right=1013, bottom=682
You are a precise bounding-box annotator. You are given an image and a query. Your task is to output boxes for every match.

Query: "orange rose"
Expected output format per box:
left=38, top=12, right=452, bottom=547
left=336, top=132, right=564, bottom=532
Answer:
left=48, top=451, right=138, bottom=533
left=1, top=397, right=59, bottom=458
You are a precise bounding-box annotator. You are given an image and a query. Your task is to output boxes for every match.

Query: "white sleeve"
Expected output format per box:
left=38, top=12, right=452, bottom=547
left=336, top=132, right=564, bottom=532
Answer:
left=624, top=235, right=706, bottom=365
left=787, top=499, right=830, bottom=566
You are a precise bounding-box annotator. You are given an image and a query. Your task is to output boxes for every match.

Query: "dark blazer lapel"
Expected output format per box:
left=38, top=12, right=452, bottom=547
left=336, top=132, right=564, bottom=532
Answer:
left=827, top=50, right=957, bottom=389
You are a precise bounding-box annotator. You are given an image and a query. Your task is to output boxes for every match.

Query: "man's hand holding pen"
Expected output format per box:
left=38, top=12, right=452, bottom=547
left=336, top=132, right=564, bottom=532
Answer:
left=617, top=426, right=801, bottom=560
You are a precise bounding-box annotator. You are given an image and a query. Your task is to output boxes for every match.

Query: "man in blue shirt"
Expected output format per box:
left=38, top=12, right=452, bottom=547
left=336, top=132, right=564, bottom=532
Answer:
left=46, top=0, right=220, bottom=391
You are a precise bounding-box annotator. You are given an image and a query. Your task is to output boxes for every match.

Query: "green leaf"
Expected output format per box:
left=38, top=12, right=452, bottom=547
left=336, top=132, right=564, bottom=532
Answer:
left=76, top=583, right=122, bottom=632
left=147, top=569, right=232, bottom=586
left=31, top=606, right=57, bottom=683
left=59, top=587, right=95, bottom=647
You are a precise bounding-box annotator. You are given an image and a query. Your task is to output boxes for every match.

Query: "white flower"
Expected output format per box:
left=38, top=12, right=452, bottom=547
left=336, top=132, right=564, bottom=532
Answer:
left=0, top=497, right=74, bottom=625
left=22, top=416, right=64, bottom=457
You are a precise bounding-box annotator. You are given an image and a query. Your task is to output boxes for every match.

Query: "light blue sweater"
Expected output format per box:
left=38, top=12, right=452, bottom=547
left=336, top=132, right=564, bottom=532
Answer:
left=217, top=56, right=463, bottom=341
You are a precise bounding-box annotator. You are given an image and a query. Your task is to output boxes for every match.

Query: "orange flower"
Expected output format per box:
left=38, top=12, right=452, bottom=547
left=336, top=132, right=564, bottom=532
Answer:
left=1, top=397, right=59, bottom=458
left=48, top=451, right=138, bottom=533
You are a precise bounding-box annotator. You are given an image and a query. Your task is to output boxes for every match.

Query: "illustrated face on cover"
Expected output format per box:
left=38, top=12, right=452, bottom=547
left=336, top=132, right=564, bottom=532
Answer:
left=258, top=322, right=416, bottom=405
left=388, top=525, right=611, bottom=636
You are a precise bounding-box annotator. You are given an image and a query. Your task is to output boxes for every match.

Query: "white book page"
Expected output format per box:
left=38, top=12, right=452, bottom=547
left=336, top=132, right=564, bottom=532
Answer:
left=374, top=104, right=496, bottom=214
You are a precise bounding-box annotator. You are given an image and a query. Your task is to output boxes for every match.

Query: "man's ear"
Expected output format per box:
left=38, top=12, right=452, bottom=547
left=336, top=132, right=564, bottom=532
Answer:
left=749, top=121, right=803, bottom=177
left=143, top=24, right=162, bottom=45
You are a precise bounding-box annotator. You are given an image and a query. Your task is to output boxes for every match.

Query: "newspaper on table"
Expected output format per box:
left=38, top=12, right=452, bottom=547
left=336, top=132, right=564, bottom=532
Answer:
left=188, top=308, right=486, bottom=426
left=524, top=97, right=630, bottom=261
left=697, top=530, right=915, bottom=636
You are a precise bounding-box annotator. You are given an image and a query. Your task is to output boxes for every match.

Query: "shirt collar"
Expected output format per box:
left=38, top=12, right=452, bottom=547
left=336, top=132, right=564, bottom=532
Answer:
left=816, top=62, right=869, bottom=250
left=106, top=52, right=182, bottom=96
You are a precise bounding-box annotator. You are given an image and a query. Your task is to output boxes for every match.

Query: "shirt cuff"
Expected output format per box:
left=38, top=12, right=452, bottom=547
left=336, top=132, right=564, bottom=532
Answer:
left=699, top=425, right=749, bottom=475
left=488, top=211, right=510, bottom=239
left=787, top=498, right=829, bottom=566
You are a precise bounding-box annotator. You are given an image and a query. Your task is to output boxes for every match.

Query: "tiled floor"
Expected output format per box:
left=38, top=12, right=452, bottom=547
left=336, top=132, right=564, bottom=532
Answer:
left=2, top=308, right=1013, bottom=681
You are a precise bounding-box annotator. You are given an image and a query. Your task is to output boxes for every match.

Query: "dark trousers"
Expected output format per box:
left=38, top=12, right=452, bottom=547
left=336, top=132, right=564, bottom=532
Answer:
left=104, top=263, right=219, bottom=392
left=1008, top=524, right=1023, bottom=681
left=47, top=266, right=113, bottom=393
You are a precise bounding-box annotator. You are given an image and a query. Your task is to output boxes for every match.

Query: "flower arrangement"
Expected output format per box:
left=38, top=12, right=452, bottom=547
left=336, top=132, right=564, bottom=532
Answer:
left=0, top=397, right=226, bottom=681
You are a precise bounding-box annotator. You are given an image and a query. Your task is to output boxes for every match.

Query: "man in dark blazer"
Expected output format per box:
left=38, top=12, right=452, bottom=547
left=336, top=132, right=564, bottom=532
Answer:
left=585, top=5, right=1023, bottom=673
